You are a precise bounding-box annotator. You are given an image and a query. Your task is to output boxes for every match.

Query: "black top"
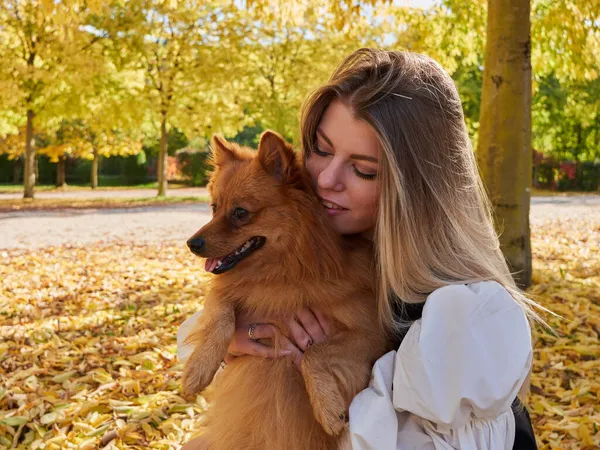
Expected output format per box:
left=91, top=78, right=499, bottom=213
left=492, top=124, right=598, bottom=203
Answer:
left=392, top=300, right=538, bottom=450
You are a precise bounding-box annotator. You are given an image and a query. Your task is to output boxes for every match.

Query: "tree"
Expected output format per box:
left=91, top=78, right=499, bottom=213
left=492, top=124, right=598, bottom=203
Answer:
left=533, top=75, right=600, bottom=163
left=0, top=129, right=26, bottom=184
left=73, top=66, right=146, bottom=189
left=233, top=1, right=390, bottom=142
left=0, top=0, right=105, bottom=198
left=384, top=0, right=598, bottom=286
left=39, top=121, right=92, bottom=187
left=476, top=0, right=532, bottom=287
left=94, top=0, right=246, bottom=197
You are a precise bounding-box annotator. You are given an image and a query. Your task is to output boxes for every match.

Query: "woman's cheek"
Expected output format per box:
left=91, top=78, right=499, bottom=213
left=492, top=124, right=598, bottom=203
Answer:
left=305, top=157, right=324, bottom=186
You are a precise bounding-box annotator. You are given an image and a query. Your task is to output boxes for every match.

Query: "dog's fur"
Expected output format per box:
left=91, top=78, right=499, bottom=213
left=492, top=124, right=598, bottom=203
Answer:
left=181, top=131, right=388, bottom=450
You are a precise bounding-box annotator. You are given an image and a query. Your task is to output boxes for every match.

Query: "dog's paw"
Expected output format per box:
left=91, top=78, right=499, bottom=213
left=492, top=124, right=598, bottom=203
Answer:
left=301, top=352, right=348, bottom=436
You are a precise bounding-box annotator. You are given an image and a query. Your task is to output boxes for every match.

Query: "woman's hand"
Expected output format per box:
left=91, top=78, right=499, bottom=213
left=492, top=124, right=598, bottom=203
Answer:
left=284, top=308, right=330, bottom=369
left=224, top=311, right=295, bottom=363
left=224, top=308, right=330, bottom=370
left=285, top=308, right=330, bottom=351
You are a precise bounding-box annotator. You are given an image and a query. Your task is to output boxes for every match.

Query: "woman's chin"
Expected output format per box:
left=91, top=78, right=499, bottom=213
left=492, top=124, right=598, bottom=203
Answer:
left=328, top=216, right=373, bottom=238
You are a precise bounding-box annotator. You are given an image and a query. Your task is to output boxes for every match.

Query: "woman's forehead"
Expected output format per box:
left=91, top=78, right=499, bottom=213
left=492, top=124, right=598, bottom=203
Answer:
left=318, top=100, right=380, bottom=159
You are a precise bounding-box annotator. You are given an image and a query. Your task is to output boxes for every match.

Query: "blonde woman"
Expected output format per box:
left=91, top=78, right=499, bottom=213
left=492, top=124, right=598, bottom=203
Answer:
left=179, top=48, right=538, bottom=449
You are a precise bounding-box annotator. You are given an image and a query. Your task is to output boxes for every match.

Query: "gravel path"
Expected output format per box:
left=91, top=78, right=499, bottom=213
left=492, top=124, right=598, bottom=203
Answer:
left=0, top=203, right=211, bottom=250
left=1, top=194, right=599, bottom=250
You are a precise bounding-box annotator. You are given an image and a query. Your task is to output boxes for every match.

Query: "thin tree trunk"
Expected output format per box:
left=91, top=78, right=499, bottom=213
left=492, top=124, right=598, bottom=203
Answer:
left=477, top=0, right=532, bottom=288
left=23, top=108, right=36, bottom=199
left=157, top=112, right=168, bottom=197
left=91, top=146, right=99, bottom=189
left=56, top=156, right=67, bottom=188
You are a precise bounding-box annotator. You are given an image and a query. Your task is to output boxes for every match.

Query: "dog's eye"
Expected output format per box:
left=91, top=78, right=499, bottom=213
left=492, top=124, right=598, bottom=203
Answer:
left=211, top=203, right=217, bottom=214
left=233, top=208, right=248, bottom=220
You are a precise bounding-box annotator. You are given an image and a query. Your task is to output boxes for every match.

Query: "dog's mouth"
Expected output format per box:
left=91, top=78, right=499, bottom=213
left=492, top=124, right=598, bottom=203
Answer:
left=205, top=236, right=266, bottom=274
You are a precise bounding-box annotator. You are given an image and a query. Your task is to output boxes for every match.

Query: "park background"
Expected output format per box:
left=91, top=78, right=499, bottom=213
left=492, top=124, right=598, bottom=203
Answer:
left=0, top=0, right=599, bottom=449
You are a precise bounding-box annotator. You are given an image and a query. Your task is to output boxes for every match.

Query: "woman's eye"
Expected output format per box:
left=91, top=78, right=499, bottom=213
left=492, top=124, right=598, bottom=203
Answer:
left=353, top=166, right=377, bottom=181
left=313, top=147, right=329, bottom=157
left=233, top=208, right=248, bottom=219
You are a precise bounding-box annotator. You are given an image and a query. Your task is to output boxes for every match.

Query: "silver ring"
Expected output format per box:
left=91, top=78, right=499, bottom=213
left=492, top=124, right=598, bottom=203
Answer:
left=248, top=323, right=258, bottom=341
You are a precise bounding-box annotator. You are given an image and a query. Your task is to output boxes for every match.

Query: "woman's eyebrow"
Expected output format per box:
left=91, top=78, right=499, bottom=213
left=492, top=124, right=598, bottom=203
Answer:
left=316, top=128, right=334, bottom=147
left=350, top=154, right=378, bottom=163
left=317, top=127, right=379, bottom=163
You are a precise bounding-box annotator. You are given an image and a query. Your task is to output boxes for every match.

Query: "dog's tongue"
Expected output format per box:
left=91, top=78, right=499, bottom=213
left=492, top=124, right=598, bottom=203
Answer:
left=204, top=258, right=219, bottom=273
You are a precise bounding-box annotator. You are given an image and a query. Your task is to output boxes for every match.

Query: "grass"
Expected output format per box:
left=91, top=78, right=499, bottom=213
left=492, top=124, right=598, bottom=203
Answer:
left=0, top=182, right=194, bottom=194
left=531, top=188, right=599, bottom=197
left=0, top=196, right=210, bottom=213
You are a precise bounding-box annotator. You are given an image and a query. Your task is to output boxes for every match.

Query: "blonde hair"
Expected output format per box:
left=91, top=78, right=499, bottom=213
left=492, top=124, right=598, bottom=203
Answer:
left=301, top=48, right=541, bottom=337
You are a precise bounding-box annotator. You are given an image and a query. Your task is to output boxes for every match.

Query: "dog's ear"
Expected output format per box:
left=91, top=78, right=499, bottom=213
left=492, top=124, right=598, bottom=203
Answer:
left=257, top=131, right=301, bottom=185
left=211, top=135, right=239, bottom=166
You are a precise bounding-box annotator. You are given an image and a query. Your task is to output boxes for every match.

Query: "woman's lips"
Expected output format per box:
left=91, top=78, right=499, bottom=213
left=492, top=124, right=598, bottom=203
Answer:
left=320, top=198, right=348, bottom=215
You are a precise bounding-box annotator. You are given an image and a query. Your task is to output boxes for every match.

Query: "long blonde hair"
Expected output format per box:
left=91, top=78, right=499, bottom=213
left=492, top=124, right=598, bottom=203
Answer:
left=301, top=48, right=541, bottom=336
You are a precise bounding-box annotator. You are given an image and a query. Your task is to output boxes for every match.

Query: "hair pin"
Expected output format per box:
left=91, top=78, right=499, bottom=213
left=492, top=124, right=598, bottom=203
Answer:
left=390, top=93, right=413, bottom=100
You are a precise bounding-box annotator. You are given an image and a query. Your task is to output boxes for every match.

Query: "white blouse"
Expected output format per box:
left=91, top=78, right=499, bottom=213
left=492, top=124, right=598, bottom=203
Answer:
left=344, top=281, right=533, bottom=450
left=177, top=281, right=533, bottom=450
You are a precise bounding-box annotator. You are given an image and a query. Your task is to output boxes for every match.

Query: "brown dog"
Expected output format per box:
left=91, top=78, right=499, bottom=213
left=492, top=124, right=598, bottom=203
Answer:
left=181, top=131, right=388, bottom=450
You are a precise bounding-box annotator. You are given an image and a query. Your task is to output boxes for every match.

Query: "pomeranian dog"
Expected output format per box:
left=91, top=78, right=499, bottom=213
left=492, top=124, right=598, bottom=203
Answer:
left=181, top=130, right=388, bottom=450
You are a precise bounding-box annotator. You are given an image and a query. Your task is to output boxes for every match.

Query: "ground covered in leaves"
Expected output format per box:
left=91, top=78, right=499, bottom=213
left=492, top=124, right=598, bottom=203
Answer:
left=1, top=217, right=599, bottom=449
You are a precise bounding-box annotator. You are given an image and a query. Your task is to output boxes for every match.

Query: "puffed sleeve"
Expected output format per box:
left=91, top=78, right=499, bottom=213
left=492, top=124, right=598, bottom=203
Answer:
left=177, top=310, right=203, bottom=363
left=391, top=281, right=532, bottom=429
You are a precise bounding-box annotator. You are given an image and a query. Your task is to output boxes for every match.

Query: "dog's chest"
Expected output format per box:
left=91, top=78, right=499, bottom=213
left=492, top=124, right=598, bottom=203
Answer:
left=219, top=281, right=339, bottom=317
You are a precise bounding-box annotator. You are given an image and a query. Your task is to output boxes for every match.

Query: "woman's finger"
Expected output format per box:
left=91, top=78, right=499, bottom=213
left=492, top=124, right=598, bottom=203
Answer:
left=277, top=334, right=304, bottom=370
left=311, top=308, right=331, bottom=337
left=287, top=317, right=314, bottom=351
left=227, top=322, right=291, bottom=362
left=296, top=308, right=327, bottom=345
left=247, top=323, right=277, bottom=340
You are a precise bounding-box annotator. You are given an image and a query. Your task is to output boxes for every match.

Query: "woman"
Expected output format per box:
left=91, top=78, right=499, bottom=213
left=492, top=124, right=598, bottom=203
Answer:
left=179, top=48, right=538, bottom=449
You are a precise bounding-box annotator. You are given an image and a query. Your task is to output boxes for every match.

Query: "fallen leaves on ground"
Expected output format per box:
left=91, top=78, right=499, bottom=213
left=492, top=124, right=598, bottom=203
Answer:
left=528, top=215, right=600, bottom=450
left=1, top=242, right=210, bottom=449
left=0, top=216, right=598, bottom=449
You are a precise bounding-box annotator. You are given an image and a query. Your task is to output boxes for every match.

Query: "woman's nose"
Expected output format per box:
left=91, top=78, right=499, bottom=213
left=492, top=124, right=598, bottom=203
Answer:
left=318, top=160, right=344, bottom=192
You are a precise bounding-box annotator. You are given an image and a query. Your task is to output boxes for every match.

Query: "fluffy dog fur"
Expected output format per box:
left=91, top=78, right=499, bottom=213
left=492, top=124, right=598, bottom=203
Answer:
left=181, top=131, right=388, bottom=450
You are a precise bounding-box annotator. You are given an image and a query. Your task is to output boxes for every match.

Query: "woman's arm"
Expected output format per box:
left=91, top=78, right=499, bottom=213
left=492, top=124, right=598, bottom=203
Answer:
left=178, top=308, right=330, bottom=369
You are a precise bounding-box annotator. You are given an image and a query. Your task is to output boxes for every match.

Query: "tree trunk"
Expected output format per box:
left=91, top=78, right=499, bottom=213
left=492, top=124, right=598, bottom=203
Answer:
left=157, top=112, right=168, bottom=197
left=91, top=147, right=99, bottom=189
left=12, top=157, right=22, bottom=184
left=477, top=0, right=532, bottom=288
left=56, top=156, right=67, bottom=188
left=23, top=109, right=36, bottom=199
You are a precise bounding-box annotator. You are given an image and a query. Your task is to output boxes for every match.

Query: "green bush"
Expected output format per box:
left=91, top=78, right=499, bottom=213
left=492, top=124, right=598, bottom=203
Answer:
left=0, top=155, right=15, bottom=183
left=68, top=158, right=92, bottom=184
left=176, top=148, right=211, bottom=186
left=37, top=155, right=55, bottom=185
left=121, top=151, right=149, bottom=185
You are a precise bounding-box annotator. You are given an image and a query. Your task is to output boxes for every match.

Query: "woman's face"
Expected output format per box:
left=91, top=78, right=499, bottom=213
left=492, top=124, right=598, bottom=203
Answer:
left=305, top=99, right=381, bottom=236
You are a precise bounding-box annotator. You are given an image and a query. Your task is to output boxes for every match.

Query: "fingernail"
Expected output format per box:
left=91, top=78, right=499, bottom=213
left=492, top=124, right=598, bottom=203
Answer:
left=280, top=350, right=293, bottom=356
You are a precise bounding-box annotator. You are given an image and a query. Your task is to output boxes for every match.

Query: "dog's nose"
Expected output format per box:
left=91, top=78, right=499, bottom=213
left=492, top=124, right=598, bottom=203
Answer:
left=187, top=237, right=205, bottom=255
